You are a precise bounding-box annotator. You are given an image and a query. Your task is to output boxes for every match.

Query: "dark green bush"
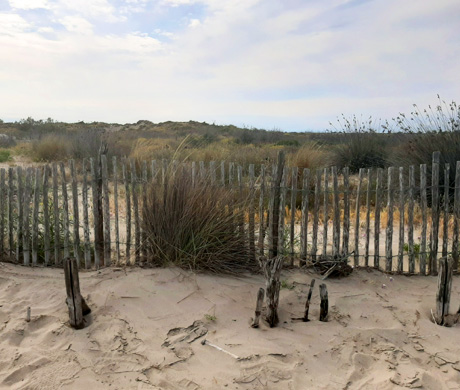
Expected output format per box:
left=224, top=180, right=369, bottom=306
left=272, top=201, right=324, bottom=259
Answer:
left=142, top=166, right=257, bottom=274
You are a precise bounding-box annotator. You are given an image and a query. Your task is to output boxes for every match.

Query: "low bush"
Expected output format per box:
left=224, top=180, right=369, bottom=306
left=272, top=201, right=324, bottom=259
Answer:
left=32, top=136, right=70, bottom=162
left=0, top=149, right=11, bottom=163
left=142, top=166, right=257, bottom=274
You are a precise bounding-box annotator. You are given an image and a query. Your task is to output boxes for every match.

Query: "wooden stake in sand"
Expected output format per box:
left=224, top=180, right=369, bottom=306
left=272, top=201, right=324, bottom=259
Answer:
left=303, top=278, right=316, bottom=322
left=319, top=283, right=328, bottom=322
left=64, top=257, right=91, bottom=329
left=260, top=256, right=283, bottom=327
left=26, top=307, right=31, bottom=322
left=251, top=287, right=265, bottom=328
left=435, top=257, right=453, bottom=325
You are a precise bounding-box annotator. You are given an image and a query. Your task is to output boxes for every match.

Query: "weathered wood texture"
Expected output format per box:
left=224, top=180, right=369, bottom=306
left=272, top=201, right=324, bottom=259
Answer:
left=435, top=257, right=453, bottom=325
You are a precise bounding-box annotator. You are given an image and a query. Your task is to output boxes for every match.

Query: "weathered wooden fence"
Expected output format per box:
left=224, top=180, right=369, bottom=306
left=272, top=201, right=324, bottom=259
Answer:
left=0, top=151, right=459, bottom=275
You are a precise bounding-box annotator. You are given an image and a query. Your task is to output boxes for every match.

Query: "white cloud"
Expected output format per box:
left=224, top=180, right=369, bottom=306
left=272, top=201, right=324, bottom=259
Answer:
left=188, top=18, right=201, bottom=28
left=59, top=16, right=93, bottom=35
left=8, top=0, right=50, bottom=10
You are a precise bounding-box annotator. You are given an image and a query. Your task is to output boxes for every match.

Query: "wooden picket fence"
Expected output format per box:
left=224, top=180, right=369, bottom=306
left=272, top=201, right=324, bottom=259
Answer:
left=0, top=151, right=459, bottom=275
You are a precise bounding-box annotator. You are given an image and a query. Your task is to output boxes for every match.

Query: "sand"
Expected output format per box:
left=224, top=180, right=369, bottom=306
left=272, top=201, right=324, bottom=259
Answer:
left=0, top=262, right=459, bottom=390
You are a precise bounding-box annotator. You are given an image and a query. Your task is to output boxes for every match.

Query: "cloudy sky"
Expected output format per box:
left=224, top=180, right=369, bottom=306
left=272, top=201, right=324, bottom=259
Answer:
left=1, top=0, right=459, bottom=131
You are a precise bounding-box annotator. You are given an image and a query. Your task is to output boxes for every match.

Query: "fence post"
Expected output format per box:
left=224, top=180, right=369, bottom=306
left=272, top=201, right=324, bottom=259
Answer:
left=311, top=169, right=321, bottom=261
left=52, top=164, right=60, bottom=266
left=8, top=168, right=14, bottom=258
left=354, top=168, right=364, bottom=267
left=82, top=159, right=91, bottom=269
left=322, top=168, right=329, bottom=258
left=90, top=158, right=102, bottom=268
left=59, top=163, right=70, bottom=259
left=122, top=160, right=131, bottom=262
left=420, top=164, right=428, bottom=275
left=64, top=257, right=90, bottom=329
left=374, top=168, right=383, bottom=269
left=342, top=167, right=350, bottom=258
left=278, top=167, right=288, bottom=258
left=32, top=168, right=40, bottom=266
left=268, top=152, right=284, bottom=260
left=16, top=167, right=23, bottom=263
left=22, top=169, right=32, bottom=266
left=258, top=164, right=266, bottom=257
left=290, top=167, right=298, bottom=265
left=300, top=168, right=310, bottom=265
left=248, top=164, right=256, bottom=262
left=442, top=164, right=450, bottom=258
left=453, top=161, right=460, bottom=273
left=70, top=160, right=81, bottom=265
left=332, top=166, right=340, bottom=257
left=130, top=160, right=140, bottom=265
left=430, top=151, right=440, bottom=275
left=0, top=169, right=4, bottom=259
left=408, top=166, right=415, bottom=274
left=385, top=167, right=394, bottom=272
left=113, top=157, right=120, bottom=265
left=398, top=167, right=404, bottom=273
left=435, top=257, right=453, bottom=325
left=364, top=169, right=371, bottom=267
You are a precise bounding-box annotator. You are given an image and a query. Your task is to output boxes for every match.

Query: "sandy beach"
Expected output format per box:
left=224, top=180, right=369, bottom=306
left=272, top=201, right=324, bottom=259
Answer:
left=0, top=262, right=459, bottom=390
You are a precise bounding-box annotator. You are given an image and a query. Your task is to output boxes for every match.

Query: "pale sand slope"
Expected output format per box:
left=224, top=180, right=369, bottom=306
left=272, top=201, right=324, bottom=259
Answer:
left=0, top=262, right=459, bottom=390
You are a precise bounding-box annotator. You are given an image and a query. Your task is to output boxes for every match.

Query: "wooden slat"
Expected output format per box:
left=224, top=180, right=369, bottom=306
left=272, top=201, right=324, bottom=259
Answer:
left=130, top=160, right=140, bottom=264
left=268, top=152, right=284, bottom=259
left=420, top=164, right=428, bottom=275
left=290, top=167, right=298, bottom=265
left=364, top=169, right=371, bottom=267
left=408, top=165, right=415, bottom=274
left=52, top=163, right=60, bottom=266
left=141, top=160, right=148, bottom=263
left=248, top=164, right=256, bottom=261
left=453, top=161, right=460, bottom=272
left=0, top=169, right=4, bottom=258
left=59, top=163, right=70, bottom=259
left=237, top=165, right=244, bottom=237
left=16, top=167, right=23, bottom=262
left=258, top=164, right=266, bottom=257
left=32, top=168, right=40, bottom=266
left=82, top=159, right=91, bottom=268
left=310, top=169, right=321, bottom=260
left=22, top=169, right=32, bottom=266
left=332, top=166, right=340, bottom=257
left=210, top=161, right=216, bottom=186
left=442, top=164, right=449, bottom=257
left=90, top=158, right=101, bottom=268
left=398, top=167, right=404, bottom=273
left=430, top=151, right=440, bottom=275
left=101, top=155, right=111, bottom=266
left=278, top=167, right=288, bottom=257
left=70, top=160, right=80, bottom=264
left=385, top=167, right=394, bottom=272
left=354, top=168, right=364, bottom=267
left=374, top=168, right=383, bottom=269
left=122, top=160, right=131, bottom=262
left=8, top=168, right=14, bottom=258
left=220, top=161, right=225, bottom=187
left=342, top=167, right=350, bottom=258
left=300, top=168, right=310, bottom=265
left=42, top=166, right=51, bottom=266
left=322, top=168, right=329, bottom=258
left=113, top=156, right=120, bottom=265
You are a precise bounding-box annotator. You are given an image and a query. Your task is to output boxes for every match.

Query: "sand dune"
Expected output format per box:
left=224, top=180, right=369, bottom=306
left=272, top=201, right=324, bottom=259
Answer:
left=0, top=262, right=459, bottom=389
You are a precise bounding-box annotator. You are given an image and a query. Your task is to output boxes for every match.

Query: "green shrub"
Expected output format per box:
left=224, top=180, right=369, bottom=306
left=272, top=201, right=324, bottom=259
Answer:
left=142, top=166, right=257, bottom=274
left=0, top=149, right=11, bottom=162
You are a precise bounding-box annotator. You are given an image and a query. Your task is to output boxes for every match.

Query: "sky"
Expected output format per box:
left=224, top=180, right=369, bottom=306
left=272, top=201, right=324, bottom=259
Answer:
left=0, top=0, right=459, bottom=131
